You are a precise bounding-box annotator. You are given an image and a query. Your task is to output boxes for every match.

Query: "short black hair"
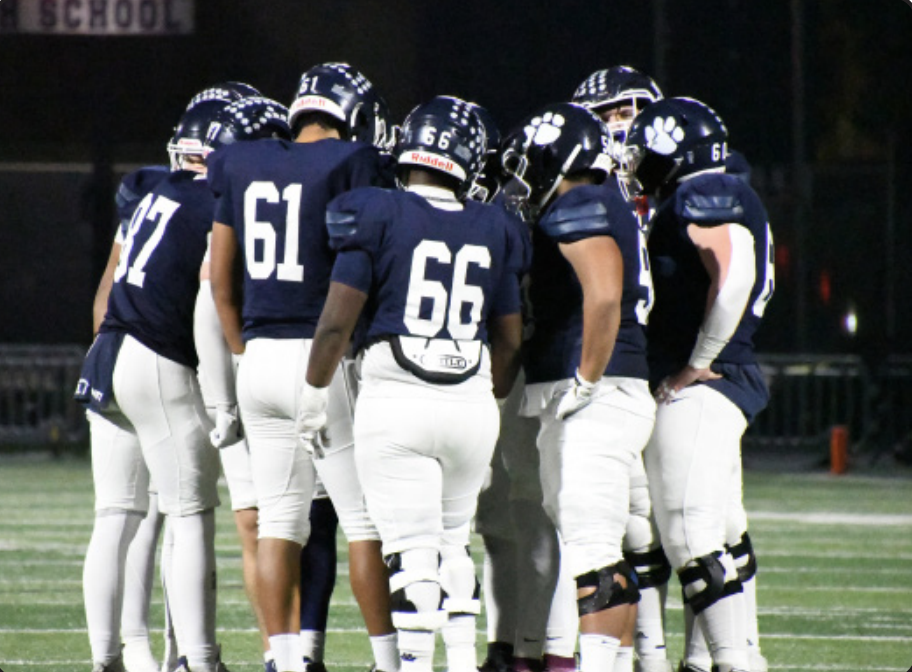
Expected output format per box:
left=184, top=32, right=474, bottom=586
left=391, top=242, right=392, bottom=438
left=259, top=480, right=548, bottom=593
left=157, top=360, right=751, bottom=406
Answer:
left=291, top=111, right=347, bottom=140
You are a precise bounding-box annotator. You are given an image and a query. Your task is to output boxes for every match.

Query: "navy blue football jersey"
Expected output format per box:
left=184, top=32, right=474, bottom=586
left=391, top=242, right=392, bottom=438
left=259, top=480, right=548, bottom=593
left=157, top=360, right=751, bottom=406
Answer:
left=101, top=171, right=215, bottom=368
left=523, top=184, right=653, bottom=384
left=208, top=138, right=390, bottom=341
left=326, top=187, right=529, bottom=354
left=647, top=173, right=775, bottom=420
left=115, top=166, right=170, bottom=237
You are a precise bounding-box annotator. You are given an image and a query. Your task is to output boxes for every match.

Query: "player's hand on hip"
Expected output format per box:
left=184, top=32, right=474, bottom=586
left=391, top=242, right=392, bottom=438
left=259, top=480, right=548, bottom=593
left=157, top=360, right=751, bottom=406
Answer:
left=210, top=404, right=241, bottom=448
left=655, top=365, right=722, bottom=404
left=556, top=369, right=599, bottom=420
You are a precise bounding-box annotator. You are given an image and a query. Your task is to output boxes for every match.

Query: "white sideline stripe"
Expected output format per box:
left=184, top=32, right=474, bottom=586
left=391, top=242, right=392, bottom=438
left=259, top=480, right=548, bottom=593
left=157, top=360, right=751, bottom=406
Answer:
left=750, top=510, right=912, bottom=525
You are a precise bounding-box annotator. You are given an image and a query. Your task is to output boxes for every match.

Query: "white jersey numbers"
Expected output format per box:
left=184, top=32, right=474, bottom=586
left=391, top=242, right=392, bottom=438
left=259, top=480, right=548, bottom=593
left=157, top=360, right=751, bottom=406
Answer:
left=635, top=227, right=655, bottom=326
left=404, top=240, right=491, bottom=340
left=114, top=193, right=180, bottom=289
left=752, top=222, right=775, bottom=317
left=244, top=181, right=305, bottom=282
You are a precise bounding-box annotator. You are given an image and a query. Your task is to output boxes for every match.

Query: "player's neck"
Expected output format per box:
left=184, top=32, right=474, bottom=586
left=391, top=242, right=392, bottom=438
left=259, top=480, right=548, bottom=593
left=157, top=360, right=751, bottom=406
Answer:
left=295, top=126, right=342, bottom=144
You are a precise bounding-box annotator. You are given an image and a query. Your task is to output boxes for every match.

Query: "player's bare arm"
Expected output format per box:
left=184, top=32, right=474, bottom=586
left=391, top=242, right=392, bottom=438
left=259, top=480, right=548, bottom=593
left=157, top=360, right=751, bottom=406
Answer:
left=559, top=235, right=623, bottom=383
left=306, top=281, right=368, bottom=389
left=209, top=221, right=245, bottom=354
left=92, top=240, right=122, bottom=336
left=488, top=311, right=523, bottom=400
left=657, top=222, right=755, bottom=401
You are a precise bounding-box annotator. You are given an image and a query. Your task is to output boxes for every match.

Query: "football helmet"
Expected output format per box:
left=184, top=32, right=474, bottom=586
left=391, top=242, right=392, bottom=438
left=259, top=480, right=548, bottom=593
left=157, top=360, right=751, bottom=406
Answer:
left=619, top=96, right=728, bottom=198
left=572, top=66, right=663, bottom=157
left=204, top=96, right=292, bottom=155
left=288, top=62, right=391, bottom=149
left=185, top=81, right=261, bottom=111
left=394, top=95, right=487, bottom=200
left=500, top=102, right=614, bottom=216
left=466, top=102, right=502, bottom=202
left=168, top=99, right=229, bottom=171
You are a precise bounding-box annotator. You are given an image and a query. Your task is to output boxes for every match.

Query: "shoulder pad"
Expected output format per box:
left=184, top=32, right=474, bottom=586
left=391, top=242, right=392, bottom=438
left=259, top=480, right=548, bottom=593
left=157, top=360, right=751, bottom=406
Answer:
left=538, top=200, right=609, bottom=240
left=681, top=192, right=745, bottom=225
left=326, top=207, right=359, bottom=240
left=325, top=187, right=388, bottom=244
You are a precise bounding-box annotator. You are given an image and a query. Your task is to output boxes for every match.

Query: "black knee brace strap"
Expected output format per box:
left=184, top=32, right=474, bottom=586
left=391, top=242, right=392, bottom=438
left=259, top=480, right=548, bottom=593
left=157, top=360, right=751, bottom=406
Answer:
left=624, top=546, right=672, bottom=588
left=726, top=532, right=758, bottom=583
left=576, top=560, right=640, bottom=616
left=678, top=551, right=742, bottom=615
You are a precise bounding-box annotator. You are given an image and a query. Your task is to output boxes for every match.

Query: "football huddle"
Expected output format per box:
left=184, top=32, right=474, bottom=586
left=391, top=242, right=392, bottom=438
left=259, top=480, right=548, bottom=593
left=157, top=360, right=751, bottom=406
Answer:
left=77, top=61, right=774, bottom=672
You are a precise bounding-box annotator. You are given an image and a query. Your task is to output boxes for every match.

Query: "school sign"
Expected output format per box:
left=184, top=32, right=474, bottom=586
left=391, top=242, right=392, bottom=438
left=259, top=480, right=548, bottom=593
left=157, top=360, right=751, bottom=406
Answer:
left=0, top=0, right=194, bottom=35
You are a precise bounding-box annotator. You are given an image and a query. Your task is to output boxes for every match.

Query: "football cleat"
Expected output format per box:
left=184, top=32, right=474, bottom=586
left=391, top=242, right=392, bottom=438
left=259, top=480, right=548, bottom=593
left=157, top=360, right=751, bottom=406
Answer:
left=92, top=655, right=126, bottom=672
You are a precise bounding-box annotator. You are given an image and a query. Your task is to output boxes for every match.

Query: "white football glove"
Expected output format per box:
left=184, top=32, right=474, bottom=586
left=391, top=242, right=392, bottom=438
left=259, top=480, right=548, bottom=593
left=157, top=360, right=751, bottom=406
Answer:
left=296, top=382, right=329, bottom=457
left=555, top=370, right=599, bottom=420
left=210, top=404, right=241, bottom=449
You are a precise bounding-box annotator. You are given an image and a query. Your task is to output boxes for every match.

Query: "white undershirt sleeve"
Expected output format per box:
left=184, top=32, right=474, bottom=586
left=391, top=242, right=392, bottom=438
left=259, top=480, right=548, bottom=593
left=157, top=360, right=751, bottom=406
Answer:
left=688, top=224, right=756, bottom=369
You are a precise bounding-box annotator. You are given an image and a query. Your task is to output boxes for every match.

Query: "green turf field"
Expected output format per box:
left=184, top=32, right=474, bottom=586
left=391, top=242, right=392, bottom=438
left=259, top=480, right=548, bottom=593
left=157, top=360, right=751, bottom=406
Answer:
left=1, top=455, right=910, bottom=672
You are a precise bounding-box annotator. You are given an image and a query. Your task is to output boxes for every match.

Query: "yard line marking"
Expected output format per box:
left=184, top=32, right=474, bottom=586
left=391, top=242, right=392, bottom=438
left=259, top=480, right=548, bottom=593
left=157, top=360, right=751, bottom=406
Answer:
left=749, top=511, right=912, bottom=525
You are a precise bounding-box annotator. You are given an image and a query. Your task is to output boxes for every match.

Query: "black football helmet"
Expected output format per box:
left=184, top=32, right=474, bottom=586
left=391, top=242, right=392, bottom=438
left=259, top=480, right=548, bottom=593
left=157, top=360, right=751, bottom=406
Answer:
left=620, top=96, right=728, bottom=199
left=185, top=81, right=261, bottom=111
left=203, top=96, right=292, bottom=156
left=288, top=63, right=391, bottom=149
left=168, top=99, right=229, bottom=171
left=572, top=66, right=663, bottom=158
left=500, top=102, right=614, bottom=216
left=466, top=102, right=502, bottom=203
left=394, top=95, right=487, bottom=200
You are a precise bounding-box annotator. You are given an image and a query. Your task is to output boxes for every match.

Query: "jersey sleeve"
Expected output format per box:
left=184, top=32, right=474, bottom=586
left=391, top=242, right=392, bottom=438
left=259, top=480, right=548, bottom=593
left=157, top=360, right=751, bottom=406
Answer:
left=536, top=187, right=616, bottom=244
left=346, top=144, right=394, bottom=190
left=206, top=148, right=236, bottom=227
left=326, top=188, right=391, bottom=294
left=489, top=210, right=531, bottom=317
left=675, top=175, right=748, bottom=227
left=116, top=166, right=169, bottom=231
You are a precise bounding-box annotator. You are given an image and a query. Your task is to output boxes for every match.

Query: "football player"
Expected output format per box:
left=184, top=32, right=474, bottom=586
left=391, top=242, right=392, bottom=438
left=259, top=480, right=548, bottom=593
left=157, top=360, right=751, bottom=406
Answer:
left=572, top=66, right=674, bottom=672
left=296, top=95, right=528, bottom=672
left=77, top=97, right=236, bottom=672
left=470, top=106, right=577, bottom=672
left=87, top=81, right=262, bottom=672
left=677, top=147, right=768, bottom=672
left=194, top=96, right=293, bottom=671
left=618, top=97, right=775, bottom=672
left=500, top=102, right=657, bottom=672
left=207, top=63, right=396, bottom=672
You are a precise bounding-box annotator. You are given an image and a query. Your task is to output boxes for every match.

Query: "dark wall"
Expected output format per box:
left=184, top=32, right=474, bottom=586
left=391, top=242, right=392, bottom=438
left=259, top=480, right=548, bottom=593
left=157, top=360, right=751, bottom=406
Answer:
left=1, top=0, right=911, bottom=352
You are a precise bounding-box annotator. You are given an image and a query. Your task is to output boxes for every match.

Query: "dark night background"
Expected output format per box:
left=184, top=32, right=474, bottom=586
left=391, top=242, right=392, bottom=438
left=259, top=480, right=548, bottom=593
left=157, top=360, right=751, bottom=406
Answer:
left=1, top=0, right=911, bottom=366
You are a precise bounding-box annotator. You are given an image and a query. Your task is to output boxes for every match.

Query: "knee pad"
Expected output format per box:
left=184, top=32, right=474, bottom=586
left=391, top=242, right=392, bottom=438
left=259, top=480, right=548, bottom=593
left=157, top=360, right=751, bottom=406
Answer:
left=624, top=546, right=671, bottom=589
left=726, top=531, right=758, bottom=583
left=575, top=560, right=640, bottom=616
left=387, top=550, right=448, bottom=631
left=440, top=547, right=481, bottom=616
left=678, top=551, right=742, bottom=615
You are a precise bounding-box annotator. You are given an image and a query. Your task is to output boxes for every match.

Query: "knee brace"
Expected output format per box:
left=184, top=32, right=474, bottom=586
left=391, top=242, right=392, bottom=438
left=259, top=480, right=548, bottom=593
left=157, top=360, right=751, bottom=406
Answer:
left=386, top=550, right=448, bottom=631
left=678, top=551, right=742, bottom=615
left=440, top=546, right=481, bottom=616
left=575, top=560, right=640, bottom=616
left=726, top=531, right=758, bottom=583
left=624, top=546, right=672, bottom=590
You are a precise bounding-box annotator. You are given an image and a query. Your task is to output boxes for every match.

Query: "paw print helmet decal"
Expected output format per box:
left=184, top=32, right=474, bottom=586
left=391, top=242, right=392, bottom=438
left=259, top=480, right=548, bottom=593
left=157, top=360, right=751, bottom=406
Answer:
left=289, top=62, right=392, bottom=149
left=500, top=102, right=614, bottom=215
left=620, top=97, right=728, bottom=198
